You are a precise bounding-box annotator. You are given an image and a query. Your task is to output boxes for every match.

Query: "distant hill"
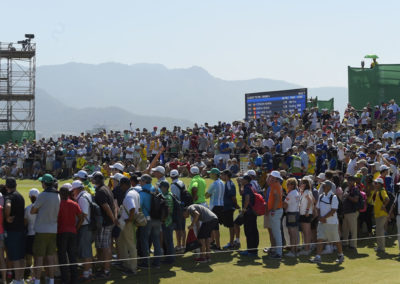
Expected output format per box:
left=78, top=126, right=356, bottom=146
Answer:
left=36, top=88, right=192, bottom=138
left=35, top=62, right=348, bottom=136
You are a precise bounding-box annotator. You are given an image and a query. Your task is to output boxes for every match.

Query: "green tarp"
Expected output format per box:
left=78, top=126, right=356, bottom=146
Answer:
left=348, top=64, right=400, bottom=110
left=307, top=97, right=334, bottom=111
left=0, top=130, right=35, bottom=145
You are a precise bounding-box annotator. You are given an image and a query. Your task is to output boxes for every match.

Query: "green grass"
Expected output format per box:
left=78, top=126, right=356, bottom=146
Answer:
left=10, top=179, right=400, bottom=283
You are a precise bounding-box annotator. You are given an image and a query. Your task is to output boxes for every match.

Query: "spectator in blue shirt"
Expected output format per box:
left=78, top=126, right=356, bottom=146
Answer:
left=221, top=170, right=239, bottom=249
left=138, top=174, right=162, bottom=268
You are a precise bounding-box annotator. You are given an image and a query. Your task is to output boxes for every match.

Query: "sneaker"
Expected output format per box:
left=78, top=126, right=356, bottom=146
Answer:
left=348, top=246, right=358, bottom=254
left=321, top=247, right=333, bottom=255
left=239, top=250, right=257, bottom=257
left=124, top=268, right=137, bottom=275
left=95, top=271, right=110, bottom=279
left=269, top=254, right=282, bottom=260
left=210, top=243, right=220, bottom=250
left=297, top=250, right=311, bottom=256
left=223, top=243, right=234, bottom=250
left=137, top=264, right=150, bottom=270
left=195, top=257, right=207, bottom=263
left=263, top=247, right=275, bottom=254
left=285, top=251, right=296, bottom=258
left=310, top=256, right=322, bottom=264
left=374, top=247, right=386, bottom=253
left=336, top=254, right=344, bottom=264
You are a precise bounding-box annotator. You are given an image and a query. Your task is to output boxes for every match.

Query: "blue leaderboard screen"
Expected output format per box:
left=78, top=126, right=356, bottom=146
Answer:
left=245, top=88, right=307, bottom=119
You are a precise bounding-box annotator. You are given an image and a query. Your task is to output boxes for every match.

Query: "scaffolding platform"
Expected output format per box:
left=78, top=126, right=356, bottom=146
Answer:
left=0, top=37, right=36, bottom=136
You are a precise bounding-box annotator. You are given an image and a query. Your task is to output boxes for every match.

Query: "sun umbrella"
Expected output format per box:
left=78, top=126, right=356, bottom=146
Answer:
left=364, top=54, right=379, bottom=59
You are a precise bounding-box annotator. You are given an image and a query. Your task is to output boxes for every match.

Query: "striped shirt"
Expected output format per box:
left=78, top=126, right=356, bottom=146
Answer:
left=207, top=179, right=225, bottom=209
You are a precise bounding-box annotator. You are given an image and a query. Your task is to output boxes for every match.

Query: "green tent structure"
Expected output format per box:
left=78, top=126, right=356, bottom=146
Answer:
left=307, top=97, right=335, bottom=111
left=348, top=64, right=400, bottom=110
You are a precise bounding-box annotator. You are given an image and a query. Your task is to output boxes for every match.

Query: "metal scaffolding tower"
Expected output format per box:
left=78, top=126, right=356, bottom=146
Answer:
left=0, top=34, right=36, bottom=142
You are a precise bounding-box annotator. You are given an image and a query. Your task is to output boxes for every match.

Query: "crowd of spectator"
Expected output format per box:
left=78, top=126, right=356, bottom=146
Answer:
left=0, top=99, right=399, bottom=283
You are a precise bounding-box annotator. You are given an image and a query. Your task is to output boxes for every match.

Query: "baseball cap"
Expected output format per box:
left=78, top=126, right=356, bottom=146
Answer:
left=60, top=183, right=73, bottom=191
left=151, top=166, right=165, bottom=175
left=250, top=149, right=258, bottom=154
left=170, top=169, right=179, bottom=178
left=246, top=170, right=256, bottom=176
left=374, top=178, right=384, bottom=184
left=29, top=188, right=40, bottom=198
left=111, top=173, right=125, bottom=181
left=389, top=157, right=398, bottom=164
left=317, top=173, right=326, bottom=180
left=358, top=153, right=367, bottom=159
left=190, top=166, right=200, bottom=175
left=74, top=170, right=88, bottom=179
left=71, top=180, right=84, bottom=191
left=207, top=168, right=220, bottom=175
left=110, top=162, right=124, bottom=172
left=380, top=165, right=389, bottom=172
left=38, top=174, right=54, bottom=184
left=89, top=171, right=104, bottom=179
left=140, top=174, right=152, bottom=184
left=270, top=170, right=283, bottom=180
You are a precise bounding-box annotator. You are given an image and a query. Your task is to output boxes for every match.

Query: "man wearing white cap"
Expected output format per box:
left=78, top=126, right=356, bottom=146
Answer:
left=247, top=170, right=262, bottom=193
left=151, top=166, right=166, bottom=188
left=170, top=170, right=186, bottom=252
left=372, top=178, right=389, bottom=253
left=266, top=171, right=284, bottom=259
left=70, top=180, right=93, bottom=281
left=109, top=162, right=126, bottom=190
left=24, top=188, right=40, bottom=275
left=74, top=170, right=95, bottom=195
left=188, top=166, right=207, bottom=206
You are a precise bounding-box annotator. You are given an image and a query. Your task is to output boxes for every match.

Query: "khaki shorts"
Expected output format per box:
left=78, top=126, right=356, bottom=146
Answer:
left=317, top=223, right=340, bottom=242
left=33, top=233, right=57, bottom=257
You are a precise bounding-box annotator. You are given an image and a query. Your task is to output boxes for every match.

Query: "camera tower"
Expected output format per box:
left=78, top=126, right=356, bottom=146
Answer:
left=0, top=34, right=36, bottom=142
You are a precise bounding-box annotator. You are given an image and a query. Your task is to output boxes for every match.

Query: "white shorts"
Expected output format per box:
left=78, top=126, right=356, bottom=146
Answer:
left=317, top=223, right=340, bottom=242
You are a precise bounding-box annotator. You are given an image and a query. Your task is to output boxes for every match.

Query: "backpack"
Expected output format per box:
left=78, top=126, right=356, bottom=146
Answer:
left=171, top=193, right=183, bottom=223
left=390, top=193, right=400, bottom=217
left=358, top=191, right=367, bottom=213
left=82, top=195, right=103, bottom=232
left=251, top=188, right=266, bottom=216
left=379, top=190, right=395, bottom=213
left=173, top=182, right=193, bottom=207
left=143, top=189, right=169, bottom=222
left=319, top=193, right=342, bottom=217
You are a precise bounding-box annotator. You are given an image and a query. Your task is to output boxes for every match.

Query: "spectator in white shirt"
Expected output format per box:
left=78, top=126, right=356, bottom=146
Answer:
left=117, top=177, right=138, bottom=274
left=283, top=178, right=300, bottom=257
left=388, top=99, right=400, bottom=114
left=24, top=188, right=40, bottom=273
left=310, top=181, right=344, bottom=264
left=282, top=133, right=292, bottom=153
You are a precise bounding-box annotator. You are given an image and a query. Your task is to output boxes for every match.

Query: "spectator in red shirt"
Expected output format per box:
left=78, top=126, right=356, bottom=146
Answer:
left=57, top=184, right=84, bottom=284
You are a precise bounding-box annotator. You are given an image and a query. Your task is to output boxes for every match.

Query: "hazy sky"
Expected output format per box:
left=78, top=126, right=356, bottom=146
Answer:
left=2, top=0, right=399, bottom=87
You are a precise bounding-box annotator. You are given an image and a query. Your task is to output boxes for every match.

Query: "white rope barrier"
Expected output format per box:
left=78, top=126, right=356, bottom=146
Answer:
left=1, top=233, right=399, bottom=272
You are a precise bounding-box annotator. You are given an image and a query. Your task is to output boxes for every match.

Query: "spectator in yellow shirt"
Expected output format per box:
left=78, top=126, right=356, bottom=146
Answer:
left=76, top=156, right=87, bottom=170
left=372, top=178, right=389, bottom=253
left=307, top=147, right=316, bottom=175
